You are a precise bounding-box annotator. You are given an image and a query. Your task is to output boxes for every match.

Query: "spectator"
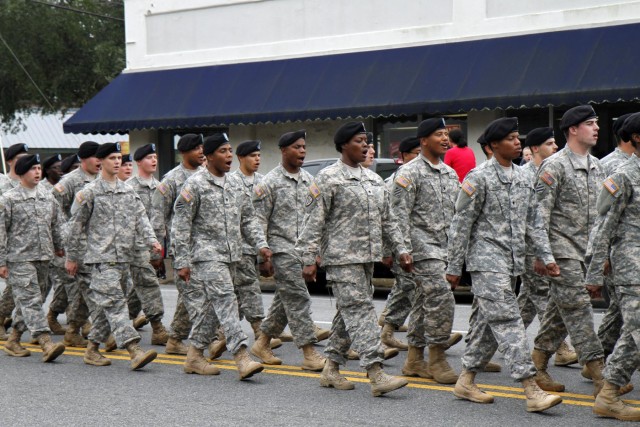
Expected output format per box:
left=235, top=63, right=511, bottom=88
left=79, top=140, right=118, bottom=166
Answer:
left=519, top=146, right=532, bottom=165
left=444, top=129, right=476, bottom=182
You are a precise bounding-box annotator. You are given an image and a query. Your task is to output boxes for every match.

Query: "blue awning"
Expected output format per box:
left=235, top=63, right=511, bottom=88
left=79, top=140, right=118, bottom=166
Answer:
left=64, top=22, right=640, bottom=134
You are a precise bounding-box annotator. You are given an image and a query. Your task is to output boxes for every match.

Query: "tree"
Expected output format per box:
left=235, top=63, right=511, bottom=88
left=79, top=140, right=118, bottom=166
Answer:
left=0, top=0, right=124, bottom=131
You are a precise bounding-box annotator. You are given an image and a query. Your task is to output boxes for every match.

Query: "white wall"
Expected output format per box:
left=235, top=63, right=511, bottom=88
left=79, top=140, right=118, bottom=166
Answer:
left=125, top=0, right=640, bottom=72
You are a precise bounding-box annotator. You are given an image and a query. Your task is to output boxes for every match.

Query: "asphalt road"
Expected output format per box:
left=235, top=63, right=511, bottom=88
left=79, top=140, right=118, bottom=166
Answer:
left=0, top=282, right=635, bottom=426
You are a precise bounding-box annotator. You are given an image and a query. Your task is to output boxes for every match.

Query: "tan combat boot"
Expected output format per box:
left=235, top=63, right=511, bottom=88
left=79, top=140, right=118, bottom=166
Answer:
left=0, top=321, right=7, bottom=340
left=398, top=324, right=409, bottom=333
left=522, top=377, right=563, bottom=412
left=402, top=345, right=432, bottom=378
left=104, top=334, right=117, bottom=352
left=594, top=380, right=640, bottom=421
left=150, top=321, right=169, bottom=345
left=314, top=325, right=330, bottom=342
left=301, top=344, right=325, bottom=371
left=453, top=369, right=494, bottom=403
left=347, top=349, right=359, bottom=360
left=250, top=320, right=282, bottom=349
left=585, top=358, right=605, bottom=397
left=427, top=344, right=458, bottom=384
left=445, top=332, right=463, bottom=350
left=126, top=341, right=157, bottom=370
left=132, top=314, right=149, bottom=330
left=367, top=363, right=408, bottom=397
left=483, top=361, right=502, bottom=372
left=83, top=341, right=111, bottom=366
left=63, top=322, right=88, bottom=348
left=377, top=308, right=389, bottom=327
left=554, top=340, right=578, bottom=366
left=208, top=330, right=227, bottom=360
left=250, top=333, right=282, bottom=365
left=184, top=345, right=220, bottom=375
left=81, top=321, right=91, bottom=338
left=531, top=349, right=565, bottom=392
left=165, top=337, right=188, bottom=355
left=3, top=329, right=30, bottom=357
left=382, top=344, right=399, bottom=360
left=320, top=359, right=355, bottom=390
left=47, top=310, right=66, bottom=335
left=233, top=346, right=264, bottom=380
left=38, top=333, right=65, bottom=363
left=278, top=331, right=294, bottom=342
left=380, top=323, right=408, bottom=350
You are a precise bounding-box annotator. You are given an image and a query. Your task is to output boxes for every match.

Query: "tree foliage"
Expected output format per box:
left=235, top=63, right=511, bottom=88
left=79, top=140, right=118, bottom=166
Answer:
left=0, top=0, right=124, bottom=130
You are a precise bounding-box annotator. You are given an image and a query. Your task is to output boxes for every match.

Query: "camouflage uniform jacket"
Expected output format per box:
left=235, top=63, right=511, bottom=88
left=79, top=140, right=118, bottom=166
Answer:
left=519, top=160, right=540, bottom=257
left=600, top=147, right=631, bottom=177
left=585, top=154, right=640, bottom=286
left=39, top=180, right=54, bottom=192
left=52, top=167, right=96, bottom=220
left=231, top=169, right=264, bottom=256
left=391, top=155, right=460, bottom=262
left=253, top=165, right=311, bottom=255
left=0, top=185, right=64, bottom=265
left=0, top=174, right=11, bottom=195
left=171, top=169, right=268, bottom=269
left=66, top=178, right=157, bottom=264
left=297, top=160, right=408, bottom=267
left=531, top=147, right=606, bottom=265
left=127, top=174, right=161, bottom=257
left=447, top=157, right=532, bottom=276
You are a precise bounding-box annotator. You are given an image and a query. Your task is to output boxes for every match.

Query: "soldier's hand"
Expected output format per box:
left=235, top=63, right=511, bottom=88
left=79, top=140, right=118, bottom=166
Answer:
left=0, top=266, right=7, bottom=279
left=604, top=259, right=611, bottom=276
left=302, top=264, right=317, bottom=283
left=546, top=263, right=560, bottom=277
left=259, top=261, right=274, bottom=278
left=381, top=256, right=393, bottom=268
left=259, top=247, right=273, bottom=263
left=586, top=284, right=602, bottom=299
left=315, top=256, right=322, bottom=266
left=55, top=249, right=65, bottom=258
left=398, top=253, right=413, bottom=273
left=65, top=260, right=78, bottom=276
left=446, top=274, right=460, bottom=289
left=534, top=259, right=548, bottom=276
left=177, top=267, right=191, bottom=283
left=151, top=242, right=163, bottom=255
left=150, top=259, right=163, bottom=270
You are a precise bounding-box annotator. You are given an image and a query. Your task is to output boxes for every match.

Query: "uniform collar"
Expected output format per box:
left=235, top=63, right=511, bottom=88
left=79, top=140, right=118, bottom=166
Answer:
left=278, top=164, right=309, bottom=183
left=564, top=146, right=596, bottom=171
left=338, top=159, right=369, bottom=181
left=489, top=157, right=514, bottom=183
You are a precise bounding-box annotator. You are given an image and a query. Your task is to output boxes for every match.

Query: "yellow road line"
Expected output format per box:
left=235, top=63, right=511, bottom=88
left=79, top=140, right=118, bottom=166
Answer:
left=8, top=341, right=640, bottom=408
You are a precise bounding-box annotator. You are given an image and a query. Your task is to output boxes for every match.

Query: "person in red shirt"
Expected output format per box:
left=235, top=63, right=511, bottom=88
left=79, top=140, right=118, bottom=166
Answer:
left=444, top=129, right=476, bottom=182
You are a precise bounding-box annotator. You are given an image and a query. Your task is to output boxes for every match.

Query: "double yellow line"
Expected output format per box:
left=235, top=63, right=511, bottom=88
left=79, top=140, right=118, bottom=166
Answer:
left=7, top=340, right=640, bottom=409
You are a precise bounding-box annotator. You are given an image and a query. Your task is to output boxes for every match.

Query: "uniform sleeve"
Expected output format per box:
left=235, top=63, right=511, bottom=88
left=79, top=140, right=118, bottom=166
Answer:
left=52, top=181, right=73, bottom=220
left=252, top=180, right=274, bottom=239
left=151, top=179, right=175, bottom=242
left=381, top=183, right=408, bottom=257
left=531, top=163, right=561, bottom=265
left=446, top=173, right=485, bottom=276
left=240, top=188, right=269, bottom=252
left=170, top=183, right=198, bottom=270
left=51, top=198, right=65, bottom=252
left=134, top=195, right=158, bottom=248
left=0, top=197, right=8, bottom=266
left=66, top=189, right=93, bottom=262
left=585, top=174, right=628, bottom=285
left=390, top=171, right=416, bottom=253
left=296, top=178, right=330, bottom=266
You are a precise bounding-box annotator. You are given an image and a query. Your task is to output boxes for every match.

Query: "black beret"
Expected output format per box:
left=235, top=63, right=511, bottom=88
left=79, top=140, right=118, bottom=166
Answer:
left=133, top=143, right=157, bottom=161
left=334, top=122, right=366, bottom=147
left=61, top=154, right=80, bottom=173
left=279, top=130, right=306, bottom=148
left=5, top=143, right=28, bottom=161
left=203, top=133, right=230, bottom=155
left=121, top=154, right=133, bottom=164
left=95, top=142, right=122, bottom=159
left=416, top=118, right=446, bottom=138
left=482, top=117, right=519, bottom=144
left=613, top=113, right=635, bottom=141
left=366, top=132, right=374, bottom=145
left=236, top=140, right=261, bottom=156
left=42, top=154, right=62, bottom=170
left=78, top=141, right=100, bottom=159
left=620, top=112, right=640, bottom=142
left=560, top=105, right=597, bottom=131
left=525, top=127, right=554, bottom=148
left=177, top=134, right=204, bottom=153
left=14, top=153, right=40, bottom=176
left=399, top=137, right=420, bottom=153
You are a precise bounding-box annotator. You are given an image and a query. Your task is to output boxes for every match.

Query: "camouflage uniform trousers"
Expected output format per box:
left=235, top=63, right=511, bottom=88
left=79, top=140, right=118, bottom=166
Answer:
left=407, top=259, right=454, bottom=348
left=48, top=261, right=69, bottom=316
left=63, top=262, right=93, bottom=326
left=533, top=259, right=604, bottom=364
left=170, top=259, right=195, bottom=341
left=186, top=260, right=247, bottom=353
left=597, top=274, right=623, bottom=355
left=324, top=263, right=384, bottom=369
left=462, top=271, right=536, bottom=380
left=261, top=253, right=316, bottom=348
left=233, top=254, right=265, bottom=323
left=86, top=263, right=140, bottom=347
left=603, top=285, right=640, bottom=387
left=125, top=272, right=142, bottom=319
left=382, top=266, right=415, bottom=328
left=0, top=280, right=15, bottom=321
left=127, top=252, right=165, bottom=323
left=8, top=261, right=51, bottom=337
left=517, top=259, right=551, bottom=329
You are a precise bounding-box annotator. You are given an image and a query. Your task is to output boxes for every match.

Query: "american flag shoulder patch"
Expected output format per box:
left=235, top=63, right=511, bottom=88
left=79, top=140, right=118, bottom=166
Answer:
left=75, top=191, right=85, bottom=205
left=603, top=177, right=619, bottom=196
left=254, top=184, right=266, bottom=198
left=540, top=171, right=555, bottom=186
left=157, top=182, right=168, bottom=195
left=395, top=176, right=411, bottom=188
left=309, top=182, right=321, bottom=199
left=54, top=183, right=65, bottom=193
left=461, top=180, right=476, bottom=197
left=180, top=188, right=193, bottom=203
